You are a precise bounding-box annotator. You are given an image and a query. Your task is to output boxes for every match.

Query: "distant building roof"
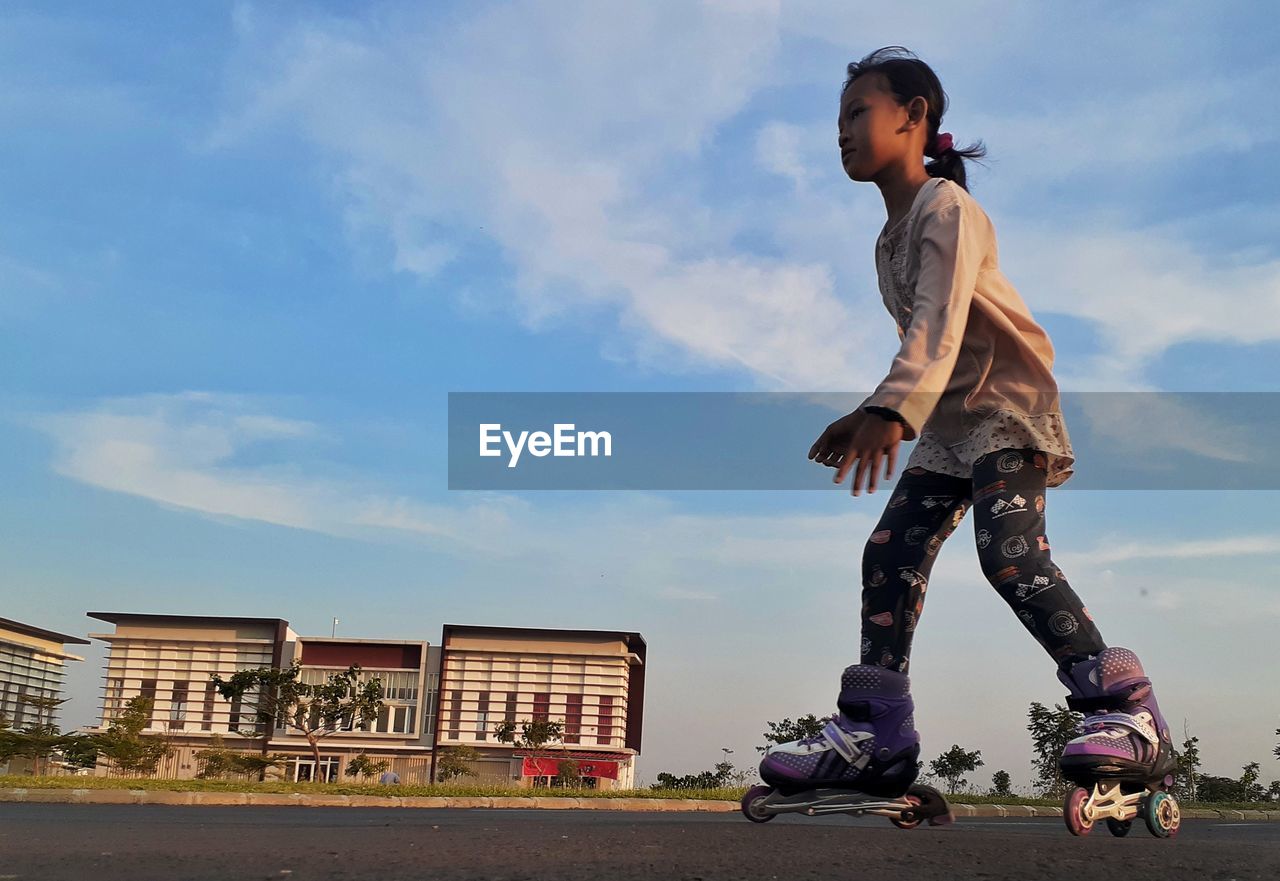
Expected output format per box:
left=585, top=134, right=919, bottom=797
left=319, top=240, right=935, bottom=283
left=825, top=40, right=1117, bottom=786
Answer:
left=87, top=611, right=289, bottom=628
left=442, top=623, right=645, bottom=650
left=0, top=616, right=89, bottom=646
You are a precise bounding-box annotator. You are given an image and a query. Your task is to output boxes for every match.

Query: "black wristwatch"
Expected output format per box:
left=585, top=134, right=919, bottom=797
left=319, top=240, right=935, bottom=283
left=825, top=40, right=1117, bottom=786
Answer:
left=862, top=406, right=907, bottom=425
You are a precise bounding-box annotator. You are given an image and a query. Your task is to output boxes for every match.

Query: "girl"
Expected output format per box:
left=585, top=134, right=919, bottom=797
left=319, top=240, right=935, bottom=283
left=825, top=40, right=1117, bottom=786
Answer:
left=757, top=47, right=1176, bottom=811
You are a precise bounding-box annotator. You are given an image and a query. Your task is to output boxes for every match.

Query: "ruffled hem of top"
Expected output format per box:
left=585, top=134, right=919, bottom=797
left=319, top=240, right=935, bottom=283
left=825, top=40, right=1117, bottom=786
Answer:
left=908, top=409, right=1076, bottom=488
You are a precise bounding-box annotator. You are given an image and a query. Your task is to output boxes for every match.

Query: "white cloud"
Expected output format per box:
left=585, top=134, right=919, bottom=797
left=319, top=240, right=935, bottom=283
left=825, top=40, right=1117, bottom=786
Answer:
left=1072, top=393, right=1259, bottom=465
left=755, top=122, right=811, bottom=189
left=1001, top=224, right=1280, bottom=373
left=206, top=2, right=1278, bottom=398
left=206, top=1, right=917, bottom=390
left=28, top=393, right=497, bottom=544
left=1064, top=533, right=1280, bottom=567
left=27, top=392, right=880, bottom=577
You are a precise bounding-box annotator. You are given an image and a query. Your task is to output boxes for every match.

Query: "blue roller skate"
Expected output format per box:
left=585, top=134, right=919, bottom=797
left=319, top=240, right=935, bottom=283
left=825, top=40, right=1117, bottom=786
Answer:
left=742, top=664, right=953, bottom=829
left=1057, top=647, right=1180, bottom=838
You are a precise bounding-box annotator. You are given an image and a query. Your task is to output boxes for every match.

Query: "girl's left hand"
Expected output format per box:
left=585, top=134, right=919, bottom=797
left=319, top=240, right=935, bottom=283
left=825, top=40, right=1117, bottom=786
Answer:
left=834, top=417, right=903, bottom=496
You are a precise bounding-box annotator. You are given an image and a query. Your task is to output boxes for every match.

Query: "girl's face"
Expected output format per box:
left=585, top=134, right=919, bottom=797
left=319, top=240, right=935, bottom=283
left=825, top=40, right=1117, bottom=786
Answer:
left=837, top=73, right=922, bottom=182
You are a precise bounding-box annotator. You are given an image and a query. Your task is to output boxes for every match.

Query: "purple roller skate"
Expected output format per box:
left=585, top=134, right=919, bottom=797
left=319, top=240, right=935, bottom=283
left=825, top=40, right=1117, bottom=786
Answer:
left=1056, top=647, right=1180, bottom=839
left=743, top=665, right=953, bottom=829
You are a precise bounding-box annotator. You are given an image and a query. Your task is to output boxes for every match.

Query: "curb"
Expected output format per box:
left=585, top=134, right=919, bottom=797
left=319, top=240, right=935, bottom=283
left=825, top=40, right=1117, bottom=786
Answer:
left=0, top=789, right=1274, bottom=819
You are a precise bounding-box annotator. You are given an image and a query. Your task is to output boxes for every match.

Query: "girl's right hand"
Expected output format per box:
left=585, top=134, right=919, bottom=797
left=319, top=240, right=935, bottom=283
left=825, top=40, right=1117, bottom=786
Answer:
left=808, top=410, right=868, bottom=469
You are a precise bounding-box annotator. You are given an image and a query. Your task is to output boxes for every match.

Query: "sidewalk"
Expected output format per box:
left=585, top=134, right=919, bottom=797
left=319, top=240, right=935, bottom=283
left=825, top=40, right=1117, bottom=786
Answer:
left=1, top=787, right=1276, bottom=819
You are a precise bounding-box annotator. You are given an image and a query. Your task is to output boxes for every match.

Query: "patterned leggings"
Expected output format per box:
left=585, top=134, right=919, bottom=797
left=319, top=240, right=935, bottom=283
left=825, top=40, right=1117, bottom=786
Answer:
left=860, top=447, right=1106, bottom=674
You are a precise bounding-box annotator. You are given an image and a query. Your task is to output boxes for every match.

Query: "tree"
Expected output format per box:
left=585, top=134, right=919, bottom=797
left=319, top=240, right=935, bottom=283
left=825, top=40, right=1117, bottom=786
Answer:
left=211, top=663, right=383, bottom=775
left=928, top=744, right=984, bottom=795
left=0, top=695, right=71, bottom=776
left=60, top=735, right=99, bottom=771
left=1197, top=774, right=1245, bottom=803
left=649, top=754, right=737, bottom=792
left=96, top=696, right=173, bottom=776
left=555, top=758, right=582, bottom=788
left=193, top=734, right=287, bottom=781
left=1267, top=780, right=1280, bottom=802
left=989, top=770, right=1012, bottom=797
left=345, top=753, right=391, bottom=781
left=0, top=707, right=67, bottom=775
left=651, top=770, right=729, bottom=790
left=1173, top=726, right=1201, bottom=802
left=435, top=744, right=480, bottom=782
left=494, top=719, right=565, bottom=787
left=1026, top=702, right=1083, bottom=797
left=757, top=715, right=828, bottom=754
left=1239, top=762, right=1265, bottom=802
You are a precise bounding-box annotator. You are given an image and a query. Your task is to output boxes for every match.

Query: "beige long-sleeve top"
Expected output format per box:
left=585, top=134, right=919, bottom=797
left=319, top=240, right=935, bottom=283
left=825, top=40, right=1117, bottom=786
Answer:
left=858, top=177, right=1076, bottom=487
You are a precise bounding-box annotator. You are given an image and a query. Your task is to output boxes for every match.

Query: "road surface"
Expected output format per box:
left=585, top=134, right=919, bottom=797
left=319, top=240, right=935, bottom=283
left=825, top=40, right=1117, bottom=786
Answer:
left=1, top=804, right=1276, bottom=880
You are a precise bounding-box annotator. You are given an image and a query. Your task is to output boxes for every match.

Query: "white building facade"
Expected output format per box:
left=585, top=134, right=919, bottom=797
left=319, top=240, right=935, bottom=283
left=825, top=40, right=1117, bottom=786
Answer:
left=431, top=624, right=646, bottom=790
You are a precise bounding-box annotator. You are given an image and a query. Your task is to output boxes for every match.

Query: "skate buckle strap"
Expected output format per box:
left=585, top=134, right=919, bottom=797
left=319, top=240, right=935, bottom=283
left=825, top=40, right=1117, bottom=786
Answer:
left=1065, top=694, right=1119, bottom=713
left=1080, top=711, right=1160, bottom=746
left=821, top=720, right=873, bottom=768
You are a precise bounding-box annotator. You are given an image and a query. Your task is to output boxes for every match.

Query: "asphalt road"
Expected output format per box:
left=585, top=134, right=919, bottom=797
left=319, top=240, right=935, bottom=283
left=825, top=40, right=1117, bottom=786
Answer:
left=1, top=805, right=1277, bottom=881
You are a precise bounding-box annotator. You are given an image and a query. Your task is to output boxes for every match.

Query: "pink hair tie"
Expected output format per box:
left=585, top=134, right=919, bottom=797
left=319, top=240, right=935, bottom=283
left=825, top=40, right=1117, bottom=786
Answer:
left=932, top=132, right=953, bottom=156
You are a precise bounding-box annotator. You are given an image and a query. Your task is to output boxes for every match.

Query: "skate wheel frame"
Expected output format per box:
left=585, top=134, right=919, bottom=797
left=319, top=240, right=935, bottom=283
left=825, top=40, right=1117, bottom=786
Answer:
left=890, top=793, right=923, bottom=829
left=1065, top=781, right=1180, bottom=839
left=738, top=782, right=953, bottom=829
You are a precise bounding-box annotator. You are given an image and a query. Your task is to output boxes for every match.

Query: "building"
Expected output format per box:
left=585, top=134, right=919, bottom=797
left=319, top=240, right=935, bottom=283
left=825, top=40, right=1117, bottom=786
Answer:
left=85, top=613, right=646, bottom=786
left=0, top=617, right=88, bottom=774
left=85, top=612, right=294, bottom=778
left=268, top=637, right=440, bottom=783
left=431, top=624, right=646, bottom=790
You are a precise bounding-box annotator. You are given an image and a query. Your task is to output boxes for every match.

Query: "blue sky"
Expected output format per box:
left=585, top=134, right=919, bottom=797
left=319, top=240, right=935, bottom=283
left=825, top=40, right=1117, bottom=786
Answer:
left=3, top=1, right=1279, bottom=791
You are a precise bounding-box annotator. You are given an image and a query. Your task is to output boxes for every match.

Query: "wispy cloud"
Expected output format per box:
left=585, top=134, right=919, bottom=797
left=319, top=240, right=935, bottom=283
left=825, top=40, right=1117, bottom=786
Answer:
left=203, top=2, right=910, bottom=391
left=27, top=392, right=498, bottom=543
left=1066, top=534, right=1280, bottom=567
left=1073, top=394, right=1259, bottom=465
left=26, top=393, right=879, bottom=585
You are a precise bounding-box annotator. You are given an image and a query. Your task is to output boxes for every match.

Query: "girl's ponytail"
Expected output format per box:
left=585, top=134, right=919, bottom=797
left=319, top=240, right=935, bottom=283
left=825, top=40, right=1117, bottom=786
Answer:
left=924, top=130, right=988, bottom=192
left=843, top=46, right=988, bottom=192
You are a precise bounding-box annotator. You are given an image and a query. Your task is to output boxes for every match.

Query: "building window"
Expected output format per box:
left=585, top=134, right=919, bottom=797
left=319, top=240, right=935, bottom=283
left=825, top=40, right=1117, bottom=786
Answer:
left=105, top=678, right=125, bottom=725
left=597, top=695, right=614, bottom=746
left=448, top=690, right=462, bottom=739
left=564, top=693, right=583, bottom=744
left=139, top=679, right=157, bottom=727
left=532, top=692, right=550, bottom=723
left=229, top=692, right=243, bottom=734
left=201, top=680, right=216, bottom=731
left=423, top=682, right=439, bottom=739
left=169, top=681, right=189, bottom=731
left=505, top=692, right=517, bottom=724
left=476, top=691, right=490, bottom=741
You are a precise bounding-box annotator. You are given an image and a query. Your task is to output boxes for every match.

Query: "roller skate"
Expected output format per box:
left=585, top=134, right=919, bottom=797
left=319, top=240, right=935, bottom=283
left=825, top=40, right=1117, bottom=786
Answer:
left=742, top=664, right=953, bottom=829
left=1056, top=647, right=1180, bottom=838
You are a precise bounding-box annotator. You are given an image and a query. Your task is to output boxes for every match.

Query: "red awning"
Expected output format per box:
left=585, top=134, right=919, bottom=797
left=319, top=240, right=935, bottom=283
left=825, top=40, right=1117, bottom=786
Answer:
left=513, top=750, right=626, bottom=761
left=521, top=756, right=619, bottom=779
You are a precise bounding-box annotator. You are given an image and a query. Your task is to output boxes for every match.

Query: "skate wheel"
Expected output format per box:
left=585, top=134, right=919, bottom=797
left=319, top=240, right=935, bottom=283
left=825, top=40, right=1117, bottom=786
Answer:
left=890, top=793, right=923, bottom=830
left=1106, top=817, right=1132, bottom=837
left=1063, top=787, right=1093, bottom=837
left=741, top=784, right=775, bottom=823
left=1142, top=791, right=1180, bottom=838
